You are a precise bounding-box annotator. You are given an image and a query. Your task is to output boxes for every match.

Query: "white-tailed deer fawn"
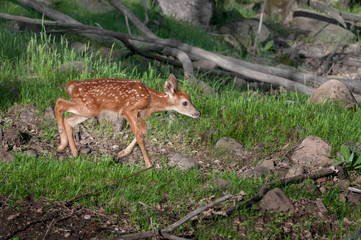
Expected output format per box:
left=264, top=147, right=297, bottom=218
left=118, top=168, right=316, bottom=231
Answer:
left=55, top=74, right=200, bottom=168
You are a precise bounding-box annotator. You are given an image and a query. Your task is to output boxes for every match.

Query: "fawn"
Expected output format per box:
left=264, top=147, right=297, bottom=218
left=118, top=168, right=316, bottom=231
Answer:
left=55, top=74, right=200, bottom=168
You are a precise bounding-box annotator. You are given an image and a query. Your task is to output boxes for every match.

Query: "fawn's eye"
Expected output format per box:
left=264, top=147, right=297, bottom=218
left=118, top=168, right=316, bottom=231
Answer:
left=182, top=101, right=188, bottom=106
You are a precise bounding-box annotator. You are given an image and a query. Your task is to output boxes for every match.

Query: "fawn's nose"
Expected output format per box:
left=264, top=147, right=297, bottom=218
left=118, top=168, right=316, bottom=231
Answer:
left=193, top=110, right=201, bottom=118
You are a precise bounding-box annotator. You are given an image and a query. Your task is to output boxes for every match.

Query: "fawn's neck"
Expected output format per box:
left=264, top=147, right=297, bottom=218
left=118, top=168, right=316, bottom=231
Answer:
left=144, top=86, right=172, bottom=116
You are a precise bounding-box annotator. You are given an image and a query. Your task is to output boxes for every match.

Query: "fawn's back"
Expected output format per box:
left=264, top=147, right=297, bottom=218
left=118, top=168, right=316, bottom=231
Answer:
left=66, top=78, right=150, bottom=114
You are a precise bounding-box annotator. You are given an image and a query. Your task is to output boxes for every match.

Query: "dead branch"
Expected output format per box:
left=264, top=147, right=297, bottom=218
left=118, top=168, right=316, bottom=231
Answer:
left=341, top=12, right=361, bottom=23
left=2, top=6, right=361, bottom=100
left=225, top=167, right=339, bottom=215
left=317, top=30, right=351, bottom=76
left=108, top=0, right=217, bottom=94
left=142, top=0, right=149, bottom=25
left=108, top=0, right=157, bottom=38
left=297, top=0, right=346, bottom=27
left=107, top=194, right=233, bottom=240
left=42, top=210, right=74, bottom=240
left=163, top=47, right=196, bottom=84
left=254, top=0, right=267, bottom=50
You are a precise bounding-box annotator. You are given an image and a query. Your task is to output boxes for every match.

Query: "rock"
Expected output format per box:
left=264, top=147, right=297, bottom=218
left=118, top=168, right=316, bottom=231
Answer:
left=157, top=0, right=214, bottom=26
left=213, top=177, right=231, bottom=190
left=56, top=61, right=95, bottom=73
left=43, top=106, right=56, bottom=122
left=265, top=0, right=296, bottom=25
left=310, top=80, right=357, bottom=107
left=217, top=19, right=271, bottom=48
left=259, top=159, right=275, bottom=170
left=260, top=188, right=295, bottom=213
left=24, top=150, right=37, bottom=158
left=215, top=137, right=246, bottom=155
left=20, top=108, right=38, bottom=123
left=291, top=136, right=332, bottom=168
left=293, top=10, right=356, bottom=44
left=355, top=176, right=361, bottom=185
left=345, top=190, right=361, bottom=207
left=233, top=77, right=247, bottom=88
left=285, top=165, right=304, bottom=178
left=254, top=166, right=273, bottom=178
left=192, top=60, right=217, bottom=70
left=97, top=47, right=120, bottom=61
left=0, top=148, right=16, bottom=162
left=71, top=42, right=88, bottom=53
left=337, top=180, right=350, bottom=191
left=168, top=152, right=197, bottom=170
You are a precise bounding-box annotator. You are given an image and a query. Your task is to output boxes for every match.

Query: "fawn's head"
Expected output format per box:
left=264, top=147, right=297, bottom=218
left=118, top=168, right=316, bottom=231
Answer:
left=164, top=74, right=201, bottom=119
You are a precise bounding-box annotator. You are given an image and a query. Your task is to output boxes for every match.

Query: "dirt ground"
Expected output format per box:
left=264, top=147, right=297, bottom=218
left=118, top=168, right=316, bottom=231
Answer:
left=0, top=195, right=133, bottom=240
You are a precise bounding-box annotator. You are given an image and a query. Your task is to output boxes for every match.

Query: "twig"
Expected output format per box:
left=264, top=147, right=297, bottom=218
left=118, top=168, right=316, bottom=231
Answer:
left=150, top=218, right=157, bottom=240
left=225, top=167, right=338, bottom=215
left=42, top=210, right=74, bottom=240
left=107, top=194, right=233, bottom=240
left=6, top=12, right=361, bottom=100
left=253, top=0, right=267, bottom=50
left=163, top=194, right=233, bottom=232
left=64, top=165, right=154, bottom=206
left=317, top=30, right=351, bottom=76
left=125, top=16, right=132, bottom=35
left=42, top=219, right=56, bottom=240
left=142, top=0, right=149, bottom=25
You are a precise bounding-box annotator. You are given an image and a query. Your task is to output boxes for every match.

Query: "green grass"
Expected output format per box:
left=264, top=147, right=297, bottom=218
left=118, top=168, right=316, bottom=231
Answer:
left=1, top=1, right=361, bottom=238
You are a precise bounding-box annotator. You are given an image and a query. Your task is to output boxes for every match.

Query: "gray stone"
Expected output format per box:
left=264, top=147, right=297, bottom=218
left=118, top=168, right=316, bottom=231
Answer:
left=291, top=136, right=332, bottom=168
left=265, top=0, right=296, bottom=25
left=345, top=190, right=361, bottom=207
left=215, top=137, right=246, bottom=155
left=0, top=149, right=16, bottom=163
left=259, top=159, right=275, bottom=170
left=233, top=77, right=247, bottom=88
left=24, top=150, right=37, bottom=158
left=217, top=19, right=270, bottom=48
left=254, top=166, right=273, bottom=178
left=213, top=177, right=231, bottom=190
left=293, top=10, right=356, bottom=44
left=337, top=179, right=350, bottom=191
left=192, top=60, right=217, bottom=70
left=20, top=107, right=38, bottom=122
left=157, top=0, right=214, bottom=26
left=260, top=188, right=295, bottom=213
left=285, top=165, right=304, bottom=178
left=310, top=80, right=357, bottom=107
left=71, top=42, right=88, bottom=53
left=43, top=107, right=56, bottom=122
left=168, top=152, right=197, bottom=170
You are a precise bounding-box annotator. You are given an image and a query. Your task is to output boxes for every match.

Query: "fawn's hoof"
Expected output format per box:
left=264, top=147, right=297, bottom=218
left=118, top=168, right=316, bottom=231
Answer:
left=57, top=145, right=66, bottom=153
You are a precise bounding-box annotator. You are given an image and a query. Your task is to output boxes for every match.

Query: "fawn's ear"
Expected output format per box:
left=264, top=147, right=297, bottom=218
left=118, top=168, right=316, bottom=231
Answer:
left=164, top=74, right=178, bottom=96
